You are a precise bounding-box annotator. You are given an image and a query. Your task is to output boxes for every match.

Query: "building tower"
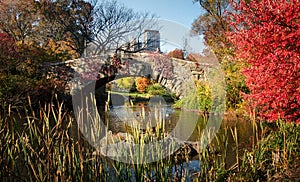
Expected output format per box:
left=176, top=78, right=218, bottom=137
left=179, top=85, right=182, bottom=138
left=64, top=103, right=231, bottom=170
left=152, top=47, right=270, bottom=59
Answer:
left=144, top=30, right=160, bottom=52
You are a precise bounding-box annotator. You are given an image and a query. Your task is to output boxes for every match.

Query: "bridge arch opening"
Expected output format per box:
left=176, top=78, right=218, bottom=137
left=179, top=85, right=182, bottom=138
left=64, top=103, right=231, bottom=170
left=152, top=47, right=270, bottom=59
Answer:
left=95, top=76, right=178, bottom=109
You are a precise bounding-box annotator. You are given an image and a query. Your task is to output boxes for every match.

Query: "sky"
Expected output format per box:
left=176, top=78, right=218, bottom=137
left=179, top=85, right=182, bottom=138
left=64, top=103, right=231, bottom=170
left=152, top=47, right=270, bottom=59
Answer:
left=120, top=0, right=201, bottom=28
left=119, top=0, right=206, bottom=53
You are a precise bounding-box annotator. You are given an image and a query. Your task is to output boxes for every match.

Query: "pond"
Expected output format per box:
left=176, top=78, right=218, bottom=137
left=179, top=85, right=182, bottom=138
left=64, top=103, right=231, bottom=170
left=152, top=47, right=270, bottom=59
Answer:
left=100, top=94, right=255, bottom=179
left=0, top=92, right=256, bottom=181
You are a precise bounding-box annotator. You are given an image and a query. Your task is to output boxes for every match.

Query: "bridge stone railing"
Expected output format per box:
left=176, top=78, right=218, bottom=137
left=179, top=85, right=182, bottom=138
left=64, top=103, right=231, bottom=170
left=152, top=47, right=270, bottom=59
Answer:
left=44, top=53, right=212, bottom=98
left=119, top=53, right=212, bottom=97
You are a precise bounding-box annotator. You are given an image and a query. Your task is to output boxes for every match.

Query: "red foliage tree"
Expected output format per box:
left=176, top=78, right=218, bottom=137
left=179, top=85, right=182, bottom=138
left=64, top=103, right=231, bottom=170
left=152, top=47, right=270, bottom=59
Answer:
left=228, top=0, right=300, bottom=123
left=168, top=49, right=184, bottom=59
left=0, top=33, right=17, bottom=57
left=0, top=33, right=20, bottom=72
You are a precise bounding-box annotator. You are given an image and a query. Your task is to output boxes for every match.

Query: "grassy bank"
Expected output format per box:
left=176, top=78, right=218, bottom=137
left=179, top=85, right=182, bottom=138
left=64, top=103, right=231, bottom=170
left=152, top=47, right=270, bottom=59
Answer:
left=0, top=100, right=195, bottom=181
left=111, top=91, right=152, bottom=99
left=195, top=120, right=300, bottom=181
left=110, top=91, right=176, bottom=103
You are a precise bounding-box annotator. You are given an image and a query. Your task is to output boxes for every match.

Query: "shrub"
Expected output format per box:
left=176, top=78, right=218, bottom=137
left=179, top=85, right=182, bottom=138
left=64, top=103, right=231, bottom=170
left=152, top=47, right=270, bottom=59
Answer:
left=175, top=81, right=212, bottom=112
left=146, top=83, right=166, bottom=95
left=115, top=77, right=136, bottom=91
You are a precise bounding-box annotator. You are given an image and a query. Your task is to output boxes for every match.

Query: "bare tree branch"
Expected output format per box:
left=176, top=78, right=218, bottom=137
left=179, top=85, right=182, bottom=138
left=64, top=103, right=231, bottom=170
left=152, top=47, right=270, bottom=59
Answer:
left=87, top=0, right=158, bottom=56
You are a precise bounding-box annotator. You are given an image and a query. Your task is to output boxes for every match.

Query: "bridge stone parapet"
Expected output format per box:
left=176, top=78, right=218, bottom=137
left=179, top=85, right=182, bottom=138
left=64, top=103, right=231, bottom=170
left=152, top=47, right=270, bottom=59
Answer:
left=45, top=53, right=213, bottom=98
left=119, top=53, right=212, bottom=97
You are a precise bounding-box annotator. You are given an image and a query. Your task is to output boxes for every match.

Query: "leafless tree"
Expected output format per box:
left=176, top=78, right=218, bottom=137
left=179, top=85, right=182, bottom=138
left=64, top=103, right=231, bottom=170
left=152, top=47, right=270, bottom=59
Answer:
left=87, top=0, right=158, bottom=55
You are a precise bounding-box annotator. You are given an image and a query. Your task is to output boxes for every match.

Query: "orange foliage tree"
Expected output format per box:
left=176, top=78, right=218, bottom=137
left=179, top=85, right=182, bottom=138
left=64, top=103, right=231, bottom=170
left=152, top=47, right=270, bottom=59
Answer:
left=136, top=77, right=151, bottom=93
left=168, top=49, right=184, bottom=59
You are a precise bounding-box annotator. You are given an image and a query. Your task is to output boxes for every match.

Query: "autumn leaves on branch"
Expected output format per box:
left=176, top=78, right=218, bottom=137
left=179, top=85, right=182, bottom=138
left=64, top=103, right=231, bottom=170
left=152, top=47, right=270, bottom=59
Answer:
left=193, top=0, right=300, bottom=123
left=228, top=0, right=300, bottom=123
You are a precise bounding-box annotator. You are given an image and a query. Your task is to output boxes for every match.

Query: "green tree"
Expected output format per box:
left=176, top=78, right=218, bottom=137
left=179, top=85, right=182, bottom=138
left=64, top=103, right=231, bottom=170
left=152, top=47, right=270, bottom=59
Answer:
left=192, top=0, right=249, bottom=110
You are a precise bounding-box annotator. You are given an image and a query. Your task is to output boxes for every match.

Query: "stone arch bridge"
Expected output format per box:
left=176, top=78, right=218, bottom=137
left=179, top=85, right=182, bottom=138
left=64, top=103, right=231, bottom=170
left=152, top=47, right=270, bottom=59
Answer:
left=46, top=52, right=213, bottom=99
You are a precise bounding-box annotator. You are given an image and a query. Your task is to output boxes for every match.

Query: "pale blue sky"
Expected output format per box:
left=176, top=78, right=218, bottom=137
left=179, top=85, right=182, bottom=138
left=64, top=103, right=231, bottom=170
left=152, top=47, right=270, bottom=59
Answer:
left=120, top=0, right=201, bottom=28
left=118, top=0, right=206, bottom=53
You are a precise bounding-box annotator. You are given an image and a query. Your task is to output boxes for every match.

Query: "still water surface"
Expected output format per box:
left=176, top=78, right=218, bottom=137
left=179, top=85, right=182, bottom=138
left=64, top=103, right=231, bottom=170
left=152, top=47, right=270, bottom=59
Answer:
left=103, top=98, right=254, bottom=174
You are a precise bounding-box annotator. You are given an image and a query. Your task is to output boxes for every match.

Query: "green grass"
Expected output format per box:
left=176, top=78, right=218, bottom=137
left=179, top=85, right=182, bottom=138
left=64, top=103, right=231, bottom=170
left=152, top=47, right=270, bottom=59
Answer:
left=111, top=91, right=152, bottom=99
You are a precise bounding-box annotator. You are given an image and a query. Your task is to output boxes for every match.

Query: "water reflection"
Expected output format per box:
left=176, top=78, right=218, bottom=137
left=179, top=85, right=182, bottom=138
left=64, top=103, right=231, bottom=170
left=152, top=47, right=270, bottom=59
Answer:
left=104, top=98, right=253, bottom=161
left=95, top=96, right=255, bottom=179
